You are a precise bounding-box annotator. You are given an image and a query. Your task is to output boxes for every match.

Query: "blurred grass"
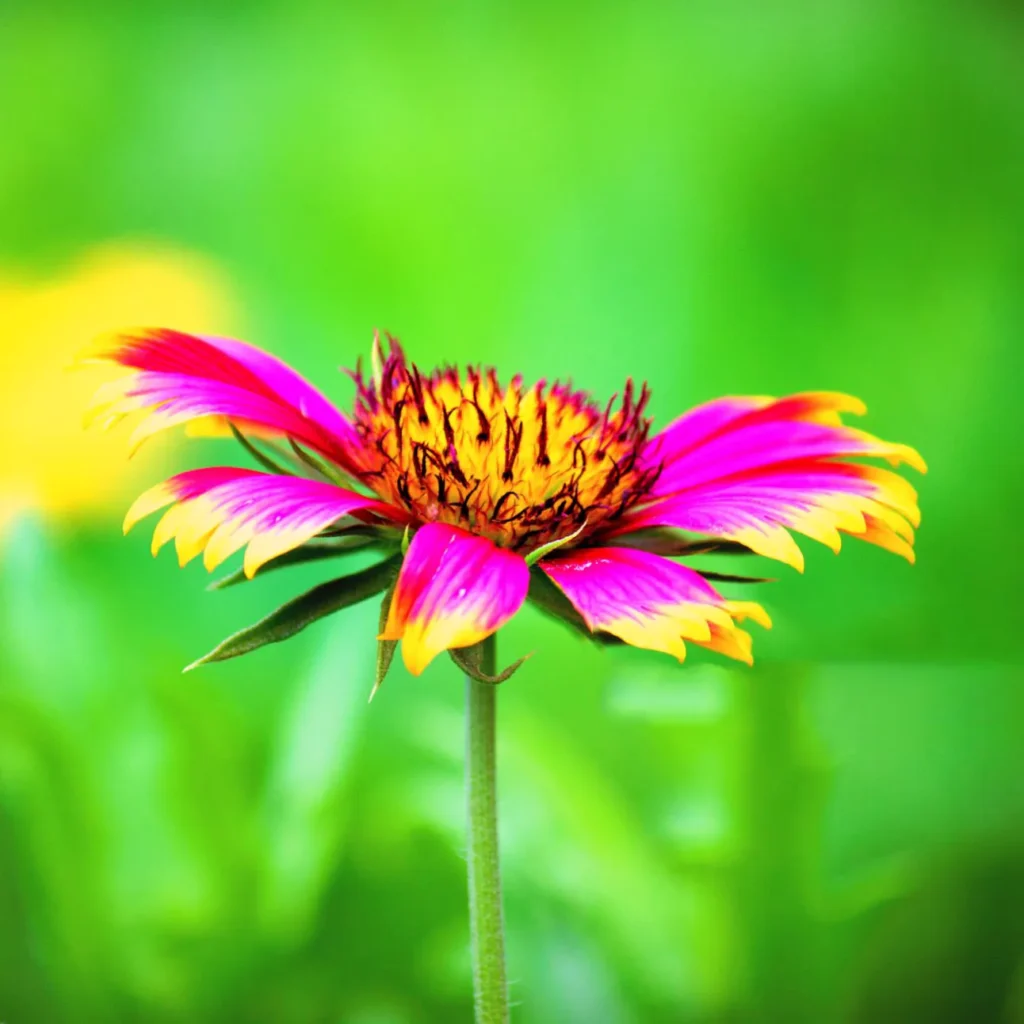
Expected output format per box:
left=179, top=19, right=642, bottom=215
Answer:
left=1, top=2, right=1023, bottom=1021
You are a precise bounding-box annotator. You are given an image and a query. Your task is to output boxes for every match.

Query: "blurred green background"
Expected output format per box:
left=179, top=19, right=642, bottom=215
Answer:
left=1, top=2, right=1022, bottom=1021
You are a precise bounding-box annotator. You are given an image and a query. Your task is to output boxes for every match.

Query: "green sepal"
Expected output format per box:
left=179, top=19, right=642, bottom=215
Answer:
left=680, top=540, right=759, bottom=556
left=185, top=554, right=402, bottom=670
left=698, top=570, right=774, bottom=585
left=448, top=645, right=530, bottom=684
left=370, top=329, right=385, bottom=385
left=370, top=580, right=399, bottom=702
left=288, top=439, right=347, bottom=485
left=229, top=422, right=295, bottom=476
left=610, top=528, right=757, bottom=558
left=523, top=520, right=586, bottom=567
left=207, top=535, right=389, bottom=590
left=526, top=568, right=623, bottom=646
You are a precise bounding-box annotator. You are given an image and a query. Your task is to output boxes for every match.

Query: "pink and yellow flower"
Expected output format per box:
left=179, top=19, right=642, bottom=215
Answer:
left=83, top=328, right=925, bottom=675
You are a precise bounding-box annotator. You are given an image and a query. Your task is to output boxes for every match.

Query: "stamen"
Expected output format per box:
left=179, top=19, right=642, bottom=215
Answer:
left=396, top=473, right=412, bottom=505
left=409, top=365, right=429, bottom=425
left=536, top=401, right=550, bottom=467
left=391, top=399, right=405, bottom=452
left=503, top=412, right=522, bottom=482
left=492, top=490, right=523, bottom=523
left=352, top=338, right=659, bottom=549
left=468, top=396, right=490, bottom=442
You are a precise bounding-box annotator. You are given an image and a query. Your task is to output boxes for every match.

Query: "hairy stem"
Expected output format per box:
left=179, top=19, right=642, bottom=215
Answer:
left=465, top=634, right=509, bottom=1023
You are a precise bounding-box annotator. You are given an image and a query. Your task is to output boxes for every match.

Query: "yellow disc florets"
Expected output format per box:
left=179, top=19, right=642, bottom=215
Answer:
left=349, top=337, right=660, bottom=550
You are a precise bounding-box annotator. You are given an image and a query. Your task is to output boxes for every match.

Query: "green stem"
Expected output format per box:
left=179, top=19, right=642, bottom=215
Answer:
left=465, top=633, right=509, bottom=1023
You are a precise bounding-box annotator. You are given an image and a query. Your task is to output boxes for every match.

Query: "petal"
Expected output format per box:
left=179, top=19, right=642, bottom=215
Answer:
left=618, top=392, right=926, bottom=569
left=82, top=328, right=367, bottom=473
left=540, top=547, right=768, bottom=664
left=644, top=392, right=925, bottom=496
left=125, top=467, right=406, bottom=577
left=643, top=392, right=872, bottom=475
left=642, top=395, right=774, bottom=468
left=380, top=523, right=529, bottom=676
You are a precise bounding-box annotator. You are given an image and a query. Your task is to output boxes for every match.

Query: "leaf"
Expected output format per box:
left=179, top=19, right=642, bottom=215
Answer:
left=524, top=520, right=586, bottom=567
left=288, top=439, right=347, bottom=485
left=230, top=422, right=295, bottom=476
left=369, top=581, right=398, bottom=701
left=448, top=645, right=531, bottom=684
left=610, top=529, right=757, bottom=558
left=207, top=534, right=388, bottom=590
left=679, top=539, right=759, bottom=557
left=698, top=570, right=775, bottom=585
left=319, top=523, right=394, bottom=540
left=185, top=554, right=402, bottom=670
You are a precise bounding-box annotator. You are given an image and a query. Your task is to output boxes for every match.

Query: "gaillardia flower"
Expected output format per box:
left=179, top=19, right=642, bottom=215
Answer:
left=83, top=328, right=925, bottom=678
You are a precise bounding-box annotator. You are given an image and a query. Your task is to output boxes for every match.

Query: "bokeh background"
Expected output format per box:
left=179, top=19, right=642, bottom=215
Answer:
left=1, top=3, right=1022, bottom=1022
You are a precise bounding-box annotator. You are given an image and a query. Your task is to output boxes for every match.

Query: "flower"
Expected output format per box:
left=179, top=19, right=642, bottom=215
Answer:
left=83, top=328, right=925, bottom=676
left=1, top=246, right=234, bottom=534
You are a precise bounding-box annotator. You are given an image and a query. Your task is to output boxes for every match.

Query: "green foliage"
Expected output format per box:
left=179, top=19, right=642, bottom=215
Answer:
left=372, top=583, right=400, bottom=702
left=448, top=646, right=531, bottom=685
left=187, top=555, right=401, bottom=670
left=2, top=2, right=1023, bottom=1021
left=208, top=534, right=389, bottom=591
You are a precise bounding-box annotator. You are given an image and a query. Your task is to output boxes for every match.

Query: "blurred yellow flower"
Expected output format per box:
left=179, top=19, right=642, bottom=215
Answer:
left=0, top=244, right=236, bottom=533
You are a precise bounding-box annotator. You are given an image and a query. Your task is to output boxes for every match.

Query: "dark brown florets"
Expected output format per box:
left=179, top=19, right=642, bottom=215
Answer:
left=349, top=336, right=659, bottom=549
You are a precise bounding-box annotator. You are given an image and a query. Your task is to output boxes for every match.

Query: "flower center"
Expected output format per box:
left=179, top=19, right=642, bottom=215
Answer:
left=350, top=338, right=659, bottom=549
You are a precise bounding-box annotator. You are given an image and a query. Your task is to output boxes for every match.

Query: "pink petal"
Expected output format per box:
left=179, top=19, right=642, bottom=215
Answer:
left=381, top=523, right=529, bottom=676
left=83, top=328, right=366, bottom=473
left=642, top=395, right=773, bottom=469
left=125, top=467, right=406, bottom=577
left=206, top=334, right=357, bottom=447
left=621, top=392, right=926, bottom=569
left=540, top=547, right=768, bottom=664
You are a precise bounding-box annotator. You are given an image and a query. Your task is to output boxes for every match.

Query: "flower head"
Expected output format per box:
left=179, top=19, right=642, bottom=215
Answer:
left=348, top=341, right=657, bottom=549
left=83, top=328, right=925, bottom=678
left=2, top=246, right=231, bottom=533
